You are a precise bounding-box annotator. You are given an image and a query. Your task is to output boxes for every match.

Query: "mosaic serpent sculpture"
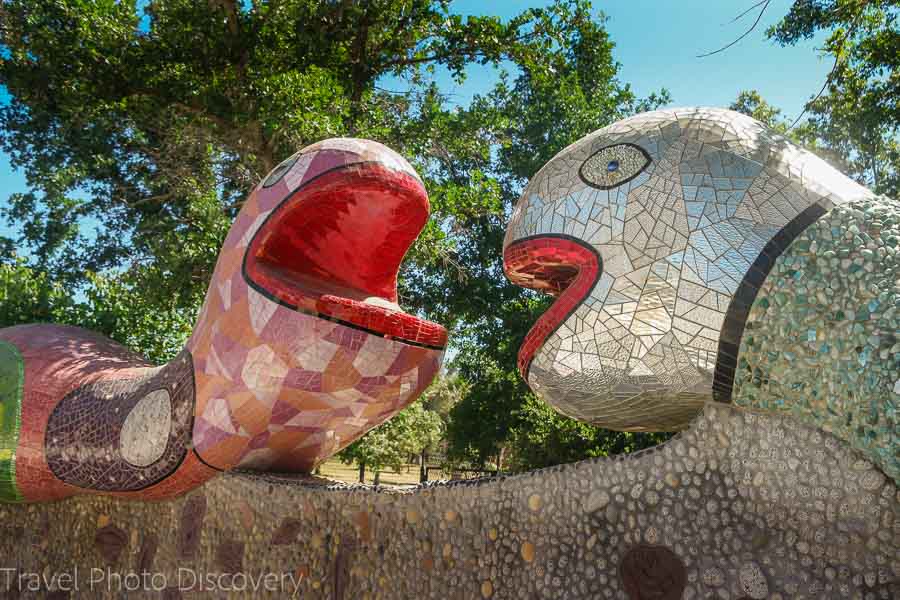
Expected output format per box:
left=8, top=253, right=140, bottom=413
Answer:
left=504, top=107, right=898, bottom=483
left=0, top=138, right=446, bottom=502
left=504, top=109, right=900, bottom=481
left=0, top=110, right=896, bottom=600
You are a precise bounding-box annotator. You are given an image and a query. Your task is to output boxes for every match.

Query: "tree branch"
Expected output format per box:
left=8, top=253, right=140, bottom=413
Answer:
left=125, top=91, right=273, bottom=175
left=210, top=0, right=240, bottom=36
left=787, top=16, right=862, bottom=131
left=727, top=0, right=770, bottom=25
left=370, top=5, right=415, bottom=59
left=242, top=0, right=281, bottom=73
left=697, top=0, right=772, bottom=58
left=126, top=192, right=174, bottom=208
left=379, top=29, right=538, bottom=71
left=374, top=86, right=419, bottom=96
left=249, top=0, right=280, bottom=38
left=347, top=4, right=372, bottom=132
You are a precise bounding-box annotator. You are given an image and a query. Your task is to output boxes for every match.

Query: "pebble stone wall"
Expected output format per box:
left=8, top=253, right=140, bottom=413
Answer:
left=0, top=403, right=896, bottom=599
left=734, top=196, right=900, bottom=483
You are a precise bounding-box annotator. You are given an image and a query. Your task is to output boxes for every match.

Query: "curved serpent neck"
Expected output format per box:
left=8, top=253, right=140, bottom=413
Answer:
left=185, top=138, right=444, bottom=473
left=0, top=138, right=445, bottom=503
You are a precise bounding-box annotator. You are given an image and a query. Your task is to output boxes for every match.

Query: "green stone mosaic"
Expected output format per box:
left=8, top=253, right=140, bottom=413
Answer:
left=0, top=340, right=24, bottom=502
left=734, top=196, right=900, bottom=484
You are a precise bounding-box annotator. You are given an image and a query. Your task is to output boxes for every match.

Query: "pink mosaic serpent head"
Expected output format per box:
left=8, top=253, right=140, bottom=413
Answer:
left=0, top=138, right=445, bottom=502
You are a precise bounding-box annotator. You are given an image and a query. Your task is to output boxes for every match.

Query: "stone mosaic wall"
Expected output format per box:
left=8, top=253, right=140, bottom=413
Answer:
left=0, top=404, right=896, bottom=599
left=734, top=196, right=900, bottom=483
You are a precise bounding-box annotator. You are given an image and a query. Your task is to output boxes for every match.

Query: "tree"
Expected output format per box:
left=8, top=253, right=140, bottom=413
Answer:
left=338, top=397, right=443, bottom=484
left=77, top=267, right=198, bottom=364
left=0, top=256, right=196, bottom=364
left=729, top=90, right=791, bottom=133
left=508, top=395, right=669, bottom=471
left=445, top=349, right=670, bottom=472
left=420, top=372, right=469, bottom=421
left=705, top=2, right=898, bottom=196
left=728, top=89, right=825, bottom=153
left=426, top=6, right=670, bottom=472
left=0, top=0, right=670, bottom=472
left=0, top=256, right=76, bottom=327
left=445, top=352, right=525, bottom=471
left=0, top=0, right=604, bottom=294
left=767, top=0, right=899, bottom=196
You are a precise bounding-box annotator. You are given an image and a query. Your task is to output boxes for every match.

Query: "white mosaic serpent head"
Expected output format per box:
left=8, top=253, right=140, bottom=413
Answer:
left=503, top=107, right=874, bottom=431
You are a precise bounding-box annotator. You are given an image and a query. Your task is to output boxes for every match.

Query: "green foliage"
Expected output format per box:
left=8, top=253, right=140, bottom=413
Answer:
left=728, top=88, right=857, bottom=174
left=0, top=0, right=606, bottom=291
left=508, top=395, right=670, bottom=471
left=337, top=375, right=467, bottom=478
left=423, top=4, right=670, bottom=472
left=0, top=0, right=671, bottom=474
left=420, top=371, right=469, bottom=424
left=768, top=0, right=900, bottom=196
left=729, top=90, right=791, bottom=133
left=446, top=349, right=669, bottom=472
left=0, top=256, right=76, bottom=326
left=78, top=269, right=199, bottom=364
left=0, top=256, right=196, bottom=364
left=338, top=395, right=444, bottom=477
left=446, top=351, right=526, bottom=467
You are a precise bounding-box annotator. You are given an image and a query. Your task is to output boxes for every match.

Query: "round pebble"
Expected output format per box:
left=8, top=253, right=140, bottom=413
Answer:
left=739, top=562, right=769, bottom=599
left=521, top=541, right=535, bottom=563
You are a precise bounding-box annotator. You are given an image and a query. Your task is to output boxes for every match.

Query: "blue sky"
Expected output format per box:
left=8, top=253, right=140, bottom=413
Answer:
left=411, top=0, right=830, bottom=114
left=0, top=0, right=829, bottom=247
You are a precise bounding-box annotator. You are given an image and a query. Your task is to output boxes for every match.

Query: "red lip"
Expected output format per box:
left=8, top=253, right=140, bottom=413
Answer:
left=244, top=162, right=447, bottom=349
left=503, top=236, right=602, bottom=377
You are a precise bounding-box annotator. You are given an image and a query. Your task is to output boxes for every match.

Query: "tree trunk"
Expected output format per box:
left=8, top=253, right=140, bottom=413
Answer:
left=871, top=154, right=880, bottom=190
left=347, top=7, right=371, bottom=134
left=358, top=462, right=365, bottom=484
left=373, top=471, right=381, bottom=486
left=419, top=451, right=427, bottom=483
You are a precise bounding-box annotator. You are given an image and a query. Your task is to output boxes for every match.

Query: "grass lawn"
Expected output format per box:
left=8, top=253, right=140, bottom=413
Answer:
left=317, top=459, right=453, bottom=487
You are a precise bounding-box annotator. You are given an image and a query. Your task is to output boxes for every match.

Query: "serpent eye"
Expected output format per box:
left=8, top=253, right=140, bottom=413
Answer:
left=579, top=143, right=651, bottom=189
left=262, top=153, right=301, bottom=188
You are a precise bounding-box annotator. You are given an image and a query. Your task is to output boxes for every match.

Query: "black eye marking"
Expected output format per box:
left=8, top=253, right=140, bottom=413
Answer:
left=579, top=143, right=651, bottom=190
left=262, top=153, right=302, bottom=188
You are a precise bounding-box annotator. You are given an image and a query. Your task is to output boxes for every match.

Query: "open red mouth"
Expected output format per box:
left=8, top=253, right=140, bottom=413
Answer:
left=243, top=162, right=447, bottom=349
left=503, top=236, right=602, bottom=377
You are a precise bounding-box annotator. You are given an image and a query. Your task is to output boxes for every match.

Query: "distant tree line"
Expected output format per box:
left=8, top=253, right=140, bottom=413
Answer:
left=0, top=1, right=896, bottom=477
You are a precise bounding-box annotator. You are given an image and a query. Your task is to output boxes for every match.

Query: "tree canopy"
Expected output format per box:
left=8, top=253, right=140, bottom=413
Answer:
left=0, top=0, right=674, bottom=473
left=338, top=395, right=444, bottom=482
left=5, top=1, right=892, bottom=476
left=767, top=0, right=899, bottom=196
